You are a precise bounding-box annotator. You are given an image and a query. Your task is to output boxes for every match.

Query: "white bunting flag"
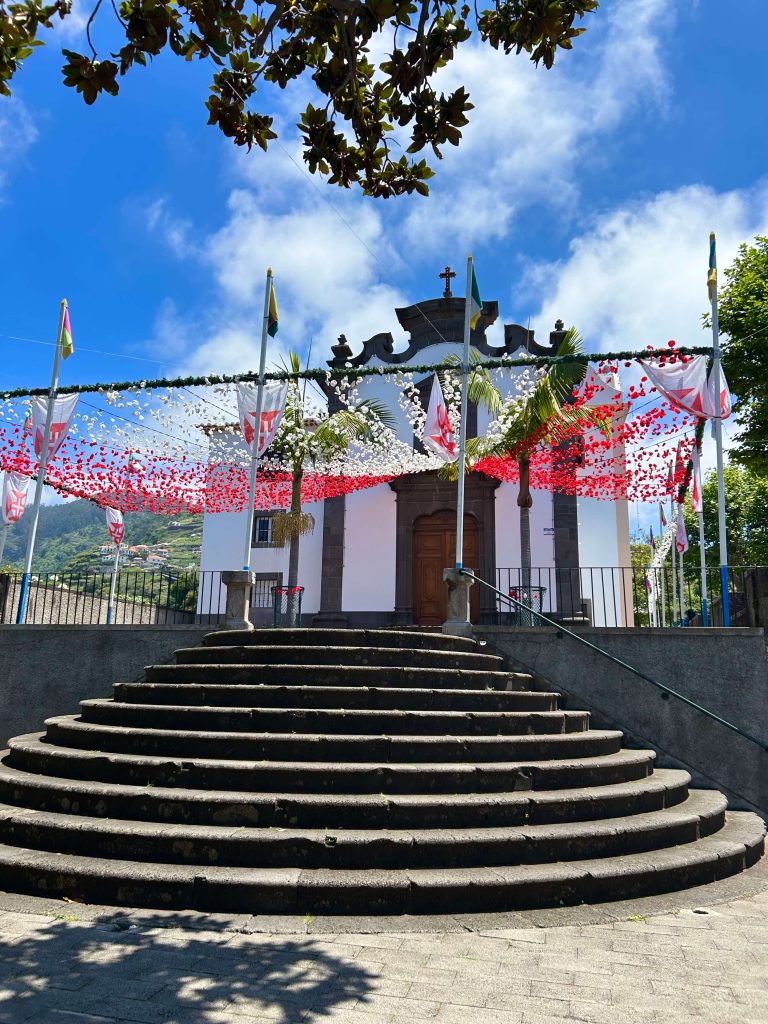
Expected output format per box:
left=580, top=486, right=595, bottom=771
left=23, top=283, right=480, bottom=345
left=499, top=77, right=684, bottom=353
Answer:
left=675, top=509, right=689, bottom=555
left=639, top=355, right=710, bottom=418
left=105, top=507, right=125, bottom=545
left=236, top=382, right=288, bottom=456
left=705, top=365, right=733, bottom=421
left=576, top=367, right=623, bottom=409
left=691, top=447, right=703, bottom=514
left=422, top=375, right=458, bottom=462
left=1, top=471, right=30, bottom=525
left=31, top=393, right=79, bottom=458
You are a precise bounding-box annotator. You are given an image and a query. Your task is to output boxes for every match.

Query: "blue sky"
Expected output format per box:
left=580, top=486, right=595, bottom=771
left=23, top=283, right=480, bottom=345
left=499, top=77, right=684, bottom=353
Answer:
left=1, top=0, right=767, bottom=520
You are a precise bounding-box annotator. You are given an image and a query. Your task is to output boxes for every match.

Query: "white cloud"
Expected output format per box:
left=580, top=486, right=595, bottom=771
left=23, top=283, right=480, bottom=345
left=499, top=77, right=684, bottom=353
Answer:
left=0, top=98, right=37, bottom=200
left=402, top=0, right=673, bottom=251
left=526, top=182, right=768, bottom=350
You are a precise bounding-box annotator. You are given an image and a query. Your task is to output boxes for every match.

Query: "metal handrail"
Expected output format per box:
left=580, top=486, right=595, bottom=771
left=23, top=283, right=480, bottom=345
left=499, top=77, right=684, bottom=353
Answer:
left=463, top=569, right=768, bottom=753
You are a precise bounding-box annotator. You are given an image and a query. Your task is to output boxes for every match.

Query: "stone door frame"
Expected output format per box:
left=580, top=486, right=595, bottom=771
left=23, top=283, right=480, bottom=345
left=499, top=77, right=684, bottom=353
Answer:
left=389, top=471, right=498, bottom=624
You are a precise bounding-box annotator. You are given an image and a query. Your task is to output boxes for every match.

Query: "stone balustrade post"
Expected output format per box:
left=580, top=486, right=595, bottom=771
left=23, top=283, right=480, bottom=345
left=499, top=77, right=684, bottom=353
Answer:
left=442, top=568, right=474, bottom=638
left=221, top=570, right=256, bottom=631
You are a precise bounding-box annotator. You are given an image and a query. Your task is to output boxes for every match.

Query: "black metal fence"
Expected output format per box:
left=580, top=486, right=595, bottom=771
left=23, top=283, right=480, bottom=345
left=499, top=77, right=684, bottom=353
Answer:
left=0, top=570, right=225, bottom=626
left=490, top=566, right=768, bottom=627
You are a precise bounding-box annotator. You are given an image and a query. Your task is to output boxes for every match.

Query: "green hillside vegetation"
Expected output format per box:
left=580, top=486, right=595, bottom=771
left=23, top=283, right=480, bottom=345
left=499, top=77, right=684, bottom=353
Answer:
left=0, top=500, right=202, bottom=573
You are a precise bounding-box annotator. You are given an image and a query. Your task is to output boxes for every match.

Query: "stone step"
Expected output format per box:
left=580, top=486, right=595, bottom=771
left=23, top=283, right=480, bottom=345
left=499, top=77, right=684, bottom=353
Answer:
left=0, top=811, right=760, bottom=914
left=143, top=663, right=523, bottom=691
left=0, top=791, right=727, bottom=870
left=177, top=645, right=506, bottom=671
left=111, top=682, right=554, bottom=713
left=0, top=760, right=688, bottom=828
left=79, top=701, right=590, bottom=737
left=5, top=736, right=655, bottom=793
left=202, top=629, right=482, bottom=653
left=0, top=761, right=688, bottom=831
left=44, top=717, right=622, bottom=762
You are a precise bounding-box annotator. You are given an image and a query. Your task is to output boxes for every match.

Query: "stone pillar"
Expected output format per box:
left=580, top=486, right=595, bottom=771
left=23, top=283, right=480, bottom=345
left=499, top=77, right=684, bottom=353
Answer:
left=221, top=570, right=255, bottom=631
left=553, top=490, right=586, bottom=623
left=442, top=568, right=475, bottom=638
left=313, top=495, right=349, bottom=627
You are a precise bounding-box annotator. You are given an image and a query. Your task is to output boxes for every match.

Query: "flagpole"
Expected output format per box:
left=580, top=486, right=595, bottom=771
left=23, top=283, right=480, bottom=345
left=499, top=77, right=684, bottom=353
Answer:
left=17, top=299, right=67, bottom=624
left=678, top=537, right=685, bottom=626
left=242, top=269, right=273, bottom=571
left=106, top=543, right=120, bottom=625
left=693, top=446, right=709, bottom=627
left=709, top=232, right=730, bottom=627
left=670, top=496, right=678, bottom=626
left=455, top=255, right=473, bottom=569
left=659, top=505, right=667, bottom=626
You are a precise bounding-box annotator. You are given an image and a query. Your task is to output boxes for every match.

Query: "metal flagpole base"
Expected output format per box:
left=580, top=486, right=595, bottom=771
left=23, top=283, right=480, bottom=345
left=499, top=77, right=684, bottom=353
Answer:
left=442, top=568, right=474, bottom=638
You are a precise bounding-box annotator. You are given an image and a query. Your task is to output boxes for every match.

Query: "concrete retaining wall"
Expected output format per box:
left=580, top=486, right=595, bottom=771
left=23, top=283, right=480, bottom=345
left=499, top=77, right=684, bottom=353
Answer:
left=476, top=626, right=768, bottom=817
left=0, top=626, right=210, bottom=745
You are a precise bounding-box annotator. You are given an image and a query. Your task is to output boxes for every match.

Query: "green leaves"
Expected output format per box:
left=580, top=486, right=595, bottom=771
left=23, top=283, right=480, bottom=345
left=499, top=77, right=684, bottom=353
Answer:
left=1, top=0, right=598, bottom=194
left=717, top=236, right=768, bottom=474
left=62, top=50, right=119, bottom=104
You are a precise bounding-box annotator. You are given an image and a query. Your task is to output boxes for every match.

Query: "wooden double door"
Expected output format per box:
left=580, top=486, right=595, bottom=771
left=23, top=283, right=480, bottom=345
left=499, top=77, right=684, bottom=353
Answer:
left=413, top=509, right=479, bottom=625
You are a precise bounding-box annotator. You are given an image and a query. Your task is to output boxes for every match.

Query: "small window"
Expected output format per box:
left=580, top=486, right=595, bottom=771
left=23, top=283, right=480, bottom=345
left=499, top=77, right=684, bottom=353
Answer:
left=255, top=516, right=272, bottom=544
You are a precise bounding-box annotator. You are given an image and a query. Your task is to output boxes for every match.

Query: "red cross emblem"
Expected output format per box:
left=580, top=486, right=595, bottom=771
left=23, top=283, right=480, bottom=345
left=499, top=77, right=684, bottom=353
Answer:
left=5, top=488, right=27, bottom=524
left=430, top=403, right=456, bottom=455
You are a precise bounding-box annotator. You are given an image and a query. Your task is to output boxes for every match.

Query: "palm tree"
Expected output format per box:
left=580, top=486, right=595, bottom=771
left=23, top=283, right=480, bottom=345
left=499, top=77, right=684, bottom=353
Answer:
left=270, top=352, right=395, bottom=625
left=442, top=328, right=604, bottom=595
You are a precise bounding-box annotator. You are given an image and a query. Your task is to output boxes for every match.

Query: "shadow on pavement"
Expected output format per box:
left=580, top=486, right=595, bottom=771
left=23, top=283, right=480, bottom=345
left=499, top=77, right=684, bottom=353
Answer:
left=0, top=909, right=376, bottom=1023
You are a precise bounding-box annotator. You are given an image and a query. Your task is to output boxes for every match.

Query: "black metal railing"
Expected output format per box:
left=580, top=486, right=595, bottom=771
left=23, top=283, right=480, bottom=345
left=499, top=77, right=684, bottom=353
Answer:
left=465, top=569, right=768, bottom=754
left=0, top=570, right=225, bottom=626
left=490, top=565, right=768, bottom=628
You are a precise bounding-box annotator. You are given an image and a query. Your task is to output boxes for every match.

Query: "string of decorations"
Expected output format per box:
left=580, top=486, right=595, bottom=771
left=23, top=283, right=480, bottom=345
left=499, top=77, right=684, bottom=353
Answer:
left=0, top=346, right=715, bottom=515
left=0, top=346, right=712, bottom=401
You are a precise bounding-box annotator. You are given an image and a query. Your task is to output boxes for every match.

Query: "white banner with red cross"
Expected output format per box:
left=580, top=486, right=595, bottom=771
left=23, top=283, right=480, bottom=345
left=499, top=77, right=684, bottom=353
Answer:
left=422, top=375, right=458, bottom=463
left=1, top=471, right=31, bottom=525
left=105, top=506, right=125, bottom=545
left=236, top=382, right=288, bottom=456
left=31, top=393, right=79, bottom=458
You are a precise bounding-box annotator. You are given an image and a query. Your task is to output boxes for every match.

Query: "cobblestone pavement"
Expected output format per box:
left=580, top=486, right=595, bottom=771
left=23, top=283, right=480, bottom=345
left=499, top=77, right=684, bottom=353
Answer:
left=1, top=864, right=767, bottom=1024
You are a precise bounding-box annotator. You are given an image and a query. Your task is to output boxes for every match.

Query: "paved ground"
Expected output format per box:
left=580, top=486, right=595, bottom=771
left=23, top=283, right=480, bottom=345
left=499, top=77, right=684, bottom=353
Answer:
left=1, top=861, right=768, bottom=1024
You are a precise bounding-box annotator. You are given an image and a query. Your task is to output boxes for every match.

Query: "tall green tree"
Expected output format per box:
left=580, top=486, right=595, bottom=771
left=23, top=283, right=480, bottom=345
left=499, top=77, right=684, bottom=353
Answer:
left=270, top=352, right=394, bottom=624
left=717, top=235, right=768, bottom=473
left=0, top=1, right=598, bottom=196
left=682, top=464, right=768, bottom=567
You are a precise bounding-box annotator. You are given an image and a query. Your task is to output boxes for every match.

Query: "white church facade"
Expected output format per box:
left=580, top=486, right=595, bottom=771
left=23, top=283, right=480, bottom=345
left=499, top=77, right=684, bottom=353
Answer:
left=199, top=282, right=632, bottom=627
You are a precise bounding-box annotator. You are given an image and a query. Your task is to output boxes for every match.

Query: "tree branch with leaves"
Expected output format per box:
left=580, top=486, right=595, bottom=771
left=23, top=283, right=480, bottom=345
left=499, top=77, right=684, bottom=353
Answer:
left=1, top=0, right=599, bottom=196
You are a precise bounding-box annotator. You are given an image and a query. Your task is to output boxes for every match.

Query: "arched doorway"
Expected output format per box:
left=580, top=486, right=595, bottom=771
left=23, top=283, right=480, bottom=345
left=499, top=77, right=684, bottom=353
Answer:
left=413, top=510, right=480, bottom=625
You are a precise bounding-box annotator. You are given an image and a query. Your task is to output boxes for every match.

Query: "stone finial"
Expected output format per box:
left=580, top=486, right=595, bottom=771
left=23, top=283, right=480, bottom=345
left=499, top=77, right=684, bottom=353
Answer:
left=330, top=334, right=353, bottom=366
left=555, top=319, right=564, bottom=331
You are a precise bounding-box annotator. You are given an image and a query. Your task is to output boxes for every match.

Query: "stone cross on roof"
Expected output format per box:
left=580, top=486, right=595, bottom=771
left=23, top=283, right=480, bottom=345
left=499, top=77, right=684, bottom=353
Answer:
left=439, top=265, right=456, bottom=297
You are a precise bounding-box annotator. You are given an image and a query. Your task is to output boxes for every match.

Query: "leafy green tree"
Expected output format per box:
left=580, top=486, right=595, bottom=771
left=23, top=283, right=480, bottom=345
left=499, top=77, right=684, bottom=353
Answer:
left=0, top=1, right=598, bottom=196
left=717, top=236, right=768, bottom=473
left=682, top=464, right=768, bottom=567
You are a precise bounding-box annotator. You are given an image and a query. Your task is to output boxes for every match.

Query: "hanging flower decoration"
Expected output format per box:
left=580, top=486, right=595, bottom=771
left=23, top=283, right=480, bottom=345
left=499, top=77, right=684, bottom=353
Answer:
left=0, top=346, right=706, bottom=515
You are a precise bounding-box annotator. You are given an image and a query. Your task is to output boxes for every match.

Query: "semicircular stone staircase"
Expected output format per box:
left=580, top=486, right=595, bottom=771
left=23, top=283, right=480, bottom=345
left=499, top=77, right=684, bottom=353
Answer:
left=0, top=628, right=763, bottom=914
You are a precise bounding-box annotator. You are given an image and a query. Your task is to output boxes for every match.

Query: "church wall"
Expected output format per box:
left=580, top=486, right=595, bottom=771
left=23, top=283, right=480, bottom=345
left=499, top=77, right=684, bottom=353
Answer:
left=342, top=484, right=397, bottom=613
left=577, top=496, right=626, bottom=626
left=495, top=484, right=556, bottom=614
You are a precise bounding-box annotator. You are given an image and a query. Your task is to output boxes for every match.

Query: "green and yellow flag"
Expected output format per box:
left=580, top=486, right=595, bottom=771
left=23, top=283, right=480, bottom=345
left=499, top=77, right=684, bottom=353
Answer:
left=469, top=265, right=482, bottom=329
left=61, top=300, right=74, bottom=360
left=267, top=277, right=279, bottom=337
left=707, top=231, right=717, bottom=302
